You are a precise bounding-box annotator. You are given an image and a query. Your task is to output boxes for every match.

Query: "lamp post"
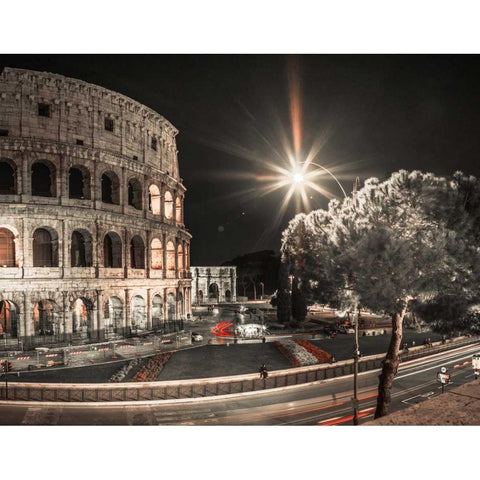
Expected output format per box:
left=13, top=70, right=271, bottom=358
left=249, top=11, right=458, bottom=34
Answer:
left=290, top=161, right=361, bottom=425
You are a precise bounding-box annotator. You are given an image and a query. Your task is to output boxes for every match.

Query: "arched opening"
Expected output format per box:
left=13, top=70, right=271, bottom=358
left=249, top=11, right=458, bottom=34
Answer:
left=103, top=232, right=122, bottom=268
left=104, top=296, right=123, bottom=338
left=131, top=295, right=147, bottom=332
left=130, top=235, right=145, bottom=269
left=69, top=166, right=90, bottom=200
left=197, top=290, right=204, bottom=304
left=0, top=300, right=18, bottom=338
left=71, top=230, right=93, bottom=267
left=175, top=196, right=182, bottom=223
left=127, top=178, right=142, bottom=210
left=151, top=238, right=163, bottom=270
left=33, top=299, right=60, bottom=336
left=101, top=171, right=120, bottom=204
left=178, top=291, right=184, bottom=318
left=164, top=190, right=173, bottom=219
left=167, top=292, right=176, bottom=321
left=72, top=297, right=93, bottom=338
left=166, top=240, right=175, bottom=271
left=225, top=289, right=232, bottom=302
left=0, top=228, right=16, bottom=267
left=177, top=244, right=184, bottom=272
left=0, top=159, right=17, bottom=195
left=149, top=184, right=161, bottom=215
left=33, top=228, right=58, bottom=267
left=32, top=161, right=56, bottom=197
left=208, top=283, right=219, bottom=302
left=151, top=294, right=163, bottom=329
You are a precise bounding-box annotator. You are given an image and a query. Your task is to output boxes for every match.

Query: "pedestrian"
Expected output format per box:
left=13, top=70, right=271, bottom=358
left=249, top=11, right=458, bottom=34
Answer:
left=330, top=355, right=337, bottom=364
left=259, top=363, right=268, bottom=379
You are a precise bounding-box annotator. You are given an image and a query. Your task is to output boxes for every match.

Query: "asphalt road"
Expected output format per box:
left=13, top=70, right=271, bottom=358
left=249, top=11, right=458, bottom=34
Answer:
left=1, top=341, right=478, bottom=425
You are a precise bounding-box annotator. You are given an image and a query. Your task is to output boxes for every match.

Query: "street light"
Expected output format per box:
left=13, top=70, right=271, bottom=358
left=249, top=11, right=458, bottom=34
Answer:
left=289, top=160, right=361, bottom=425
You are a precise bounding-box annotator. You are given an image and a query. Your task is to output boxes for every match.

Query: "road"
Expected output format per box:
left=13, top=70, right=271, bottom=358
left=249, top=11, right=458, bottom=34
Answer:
left=1, top=341, right=478, bottom=425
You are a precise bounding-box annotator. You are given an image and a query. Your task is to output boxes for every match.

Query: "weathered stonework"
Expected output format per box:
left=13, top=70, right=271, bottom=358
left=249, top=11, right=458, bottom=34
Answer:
left=190, top=267, right=237, bottom=304
left=0, top=67, right=192, bottom=347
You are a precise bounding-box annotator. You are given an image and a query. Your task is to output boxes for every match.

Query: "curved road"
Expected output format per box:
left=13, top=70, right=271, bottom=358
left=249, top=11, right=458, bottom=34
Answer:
left=1, top=341, right=478, bottom=425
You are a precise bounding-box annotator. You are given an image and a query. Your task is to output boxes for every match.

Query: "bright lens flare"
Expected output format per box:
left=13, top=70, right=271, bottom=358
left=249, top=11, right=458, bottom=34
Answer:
left=292, top=173, right=304, bottom=184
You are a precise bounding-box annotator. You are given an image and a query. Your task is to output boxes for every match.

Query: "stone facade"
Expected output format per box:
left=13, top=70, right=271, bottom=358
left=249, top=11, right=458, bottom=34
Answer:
left=190, top=266, right=237, bottom=304
left=0, top=67, right=192, bottom=348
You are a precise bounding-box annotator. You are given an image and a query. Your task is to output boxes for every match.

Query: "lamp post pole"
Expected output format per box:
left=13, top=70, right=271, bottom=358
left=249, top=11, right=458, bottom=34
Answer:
left=293, top=161, right=360, bottom=425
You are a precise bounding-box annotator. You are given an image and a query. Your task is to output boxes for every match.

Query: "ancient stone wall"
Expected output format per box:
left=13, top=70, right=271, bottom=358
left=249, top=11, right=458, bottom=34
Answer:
left=0, top=67, right=192, bottom=347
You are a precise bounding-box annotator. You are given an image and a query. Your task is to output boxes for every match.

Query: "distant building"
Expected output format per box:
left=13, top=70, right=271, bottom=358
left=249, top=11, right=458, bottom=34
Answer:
left=190, top=267, right=237, bottom=304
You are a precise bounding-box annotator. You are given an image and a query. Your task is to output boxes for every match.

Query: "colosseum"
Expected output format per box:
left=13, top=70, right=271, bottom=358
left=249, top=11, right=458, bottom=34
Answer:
left=0, top=67, right=192, bottom=349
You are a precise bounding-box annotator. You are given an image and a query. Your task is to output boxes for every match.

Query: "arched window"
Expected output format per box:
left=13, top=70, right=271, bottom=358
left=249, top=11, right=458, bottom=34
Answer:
left=72, top=297, right=92, bottom=336
left=167, top=292, right=176, bottom=320
left=131, top=296, right=147, bottom=332
left=178, top=291, right=184, bottom=317
left=69, top=166, right=90, bottom=200
left=0, top=300, right=18, bottom=338
left=101, top=171, right=120, bottom=204
left=164, top=191, right=173, bottom=219
left=104, top=296, right=123, bottom=337
left=177, top=244, right=184, bottom=271
left=33, top=299, right=60, bottom=336
left=32, top=161, right=56, bottom=197
left=175, top=196, right=182, bottom=223
left=151, top=295, right=163, bottom=329
left=151, top=238, right=163, bottom=270
left=0, top=159, right=16, bottom=195
left=127, top=178, right=142, bottom=210
left=130, top=235, right=145, bottom=269
left=103, top=232, right=122, bottom=268
left=149, top=184, right=161, bottom=215
left=33, top=228, right=58, bottom=267
left=0, top=228, right=15, bottom=267
left=166, top=240, right=175, bottom=271
left=71, top=230, right=93, bottom=267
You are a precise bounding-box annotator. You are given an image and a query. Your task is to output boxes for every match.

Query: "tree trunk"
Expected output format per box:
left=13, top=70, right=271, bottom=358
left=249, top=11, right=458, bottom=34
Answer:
left=374, top=308, right=406, bottom=419
left=252, top=282, right=257, bottom=301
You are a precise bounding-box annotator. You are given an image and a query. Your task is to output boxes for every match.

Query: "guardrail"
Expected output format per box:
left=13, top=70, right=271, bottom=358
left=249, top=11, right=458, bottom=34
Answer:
left=1, top=335, right=478, bottom=402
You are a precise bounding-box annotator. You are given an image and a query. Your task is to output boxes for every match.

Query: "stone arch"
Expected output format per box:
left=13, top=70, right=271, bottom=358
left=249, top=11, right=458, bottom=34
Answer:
left=178, top=291, right=184, bottom=317
left=130, top=235, right=145, bottom=269
left=71, top=297, right=93, bottom=338
left=101, top=170, right=120, bottom=204
left=0, top=299, right=19, bottom=338
left=151, top=294, right=163, bottom=329
left=131, top=295, right=147, bottom=332
left=208, top=283, right=219, bottom=302
left=175, top=196, right=182, bottom=223
left=104, top=296, right=123, bottom=338
left=33, top=227, right=59, bottom=267
left=127, top=177, right=143, bottom=210
left=0, top=158, right=17, bottom=195
left=148, top=184, right=161, bottom=215
left=33, top=299, right=61, bottom=336
left=103, top=232, right=122, bottom=268
left=177, top=243, right=184, bottom=271
left=31, top=159, right=56, bottom=197
left=225, top=289, right=232, bottom=302
left=167, top=292, right=176, bottom=320
left=164, top=190, right=173, bottom=219
left=151, top=238, right=163, bottom=270
left=0, top=227, right=16, bottom=267
left=71, top=229, right=93, bottom=267
left=68, top=165, right=91, bottom=200
left=166, top=240, right=175, bottom=271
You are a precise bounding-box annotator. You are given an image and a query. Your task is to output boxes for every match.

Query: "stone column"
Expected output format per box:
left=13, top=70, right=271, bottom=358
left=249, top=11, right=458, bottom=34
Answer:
left=96, top=290, right=104, bottom=341
left=124, top=289, right=131, bottom=337
left=23, top=290, right=33, bottom=346
left=63, top=291, right=72, bottom=342
left=146, top=288, right=152, bottom=330
left=162, top=232, right=167, bottom=279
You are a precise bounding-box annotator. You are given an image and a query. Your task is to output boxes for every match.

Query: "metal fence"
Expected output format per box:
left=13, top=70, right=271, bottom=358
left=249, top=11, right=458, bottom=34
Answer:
left=2, top=335, right=478, bottom=402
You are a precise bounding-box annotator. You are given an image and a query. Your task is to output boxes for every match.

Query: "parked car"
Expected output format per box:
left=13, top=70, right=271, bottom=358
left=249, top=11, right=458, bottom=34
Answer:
left=191, top=332, right=203, bottom=342
left=337, top=325, right=355, bottom=334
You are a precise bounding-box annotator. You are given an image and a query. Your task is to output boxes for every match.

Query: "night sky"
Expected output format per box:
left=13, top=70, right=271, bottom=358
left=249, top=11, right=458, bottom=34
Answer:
left=2, top=54, right=480, bottom=265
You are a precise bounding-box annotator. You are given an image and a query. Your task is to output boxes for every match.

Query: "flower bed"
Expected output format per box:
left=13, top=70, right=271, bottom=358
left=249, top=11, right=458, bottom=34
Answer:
left=274, top=339, right=318, bottom=367
left=294, top=339, right=332, bottom=363
left=133, top=353, right=172, bottom=382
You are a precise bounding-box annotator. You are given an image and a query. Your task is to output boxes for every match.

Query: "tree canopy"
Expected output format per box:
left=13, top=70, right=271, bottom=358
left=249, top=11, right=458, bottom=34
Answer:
left=281, top=169, right=480, bottom=417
